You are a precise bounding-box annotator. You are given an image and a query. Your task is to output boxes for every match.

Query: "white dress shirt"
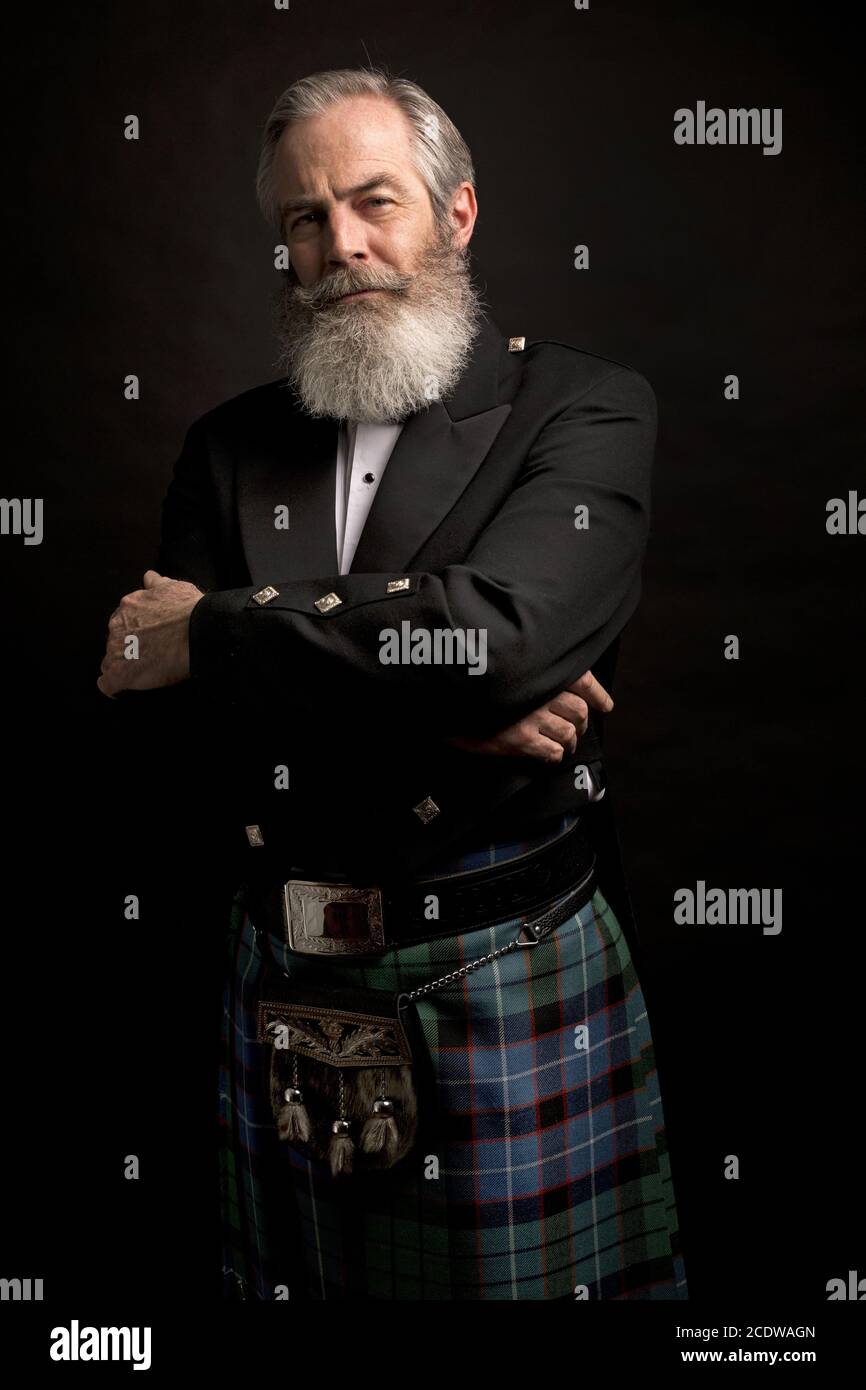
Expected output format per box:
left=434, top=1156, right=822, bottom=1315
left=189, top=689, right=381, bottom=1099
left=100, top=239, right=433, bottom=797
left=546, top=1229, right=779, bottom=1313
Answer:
left=334, top=418, right=604, bottom=800
left=335, top=418, right=404, bottom=575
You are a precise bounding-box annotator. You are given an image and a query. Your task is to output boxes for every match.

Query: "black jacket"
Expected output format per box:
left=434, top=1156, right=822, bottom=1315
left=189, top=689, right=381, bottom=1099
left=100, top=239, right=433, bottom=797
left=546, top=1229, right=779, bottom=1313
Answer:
left=153, top=313, right=656, bottom=908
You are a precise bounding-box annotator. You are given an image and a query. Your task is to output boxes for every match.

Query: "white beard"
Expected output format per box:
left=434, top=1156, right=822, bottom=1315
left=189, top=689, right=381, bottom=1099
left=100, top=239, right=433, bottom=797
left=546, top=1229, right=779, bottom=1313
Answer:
left=272, top=230, right=486, bottom=424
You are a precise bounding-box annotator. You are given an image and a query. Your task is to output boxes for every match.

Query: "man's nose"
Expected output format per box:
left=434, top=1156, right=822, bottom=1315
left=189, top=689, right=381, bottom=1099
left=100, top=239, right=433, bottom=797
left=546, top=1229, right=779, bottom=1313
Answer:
left=322, top=206, right=370, bottom=268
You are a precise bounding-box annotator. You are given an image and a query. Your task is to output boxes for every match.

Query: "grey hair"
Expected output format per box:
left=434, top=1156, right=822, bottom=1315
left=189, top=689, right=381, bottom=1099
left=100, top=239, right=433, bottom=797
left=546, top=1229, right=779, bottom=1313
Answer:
left=255, top=66, right=476, bottom=237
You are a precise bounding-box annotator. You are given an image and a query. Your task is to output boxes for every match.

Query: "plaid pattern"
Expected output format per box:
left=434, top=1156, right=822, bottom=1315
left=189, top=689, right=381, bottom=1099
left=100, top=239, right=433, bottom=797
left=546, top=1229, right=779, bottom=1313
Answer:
left=219, top=814, right=688, bottom=1300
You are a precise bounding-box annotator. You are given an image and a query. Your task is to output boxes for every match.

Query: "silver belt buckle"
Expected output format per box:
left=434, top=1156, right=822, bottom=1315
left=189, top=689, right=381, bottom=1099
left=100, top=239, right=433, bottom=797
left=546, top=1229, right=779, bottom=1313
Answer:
left=282, top=878, right=386, bottom=957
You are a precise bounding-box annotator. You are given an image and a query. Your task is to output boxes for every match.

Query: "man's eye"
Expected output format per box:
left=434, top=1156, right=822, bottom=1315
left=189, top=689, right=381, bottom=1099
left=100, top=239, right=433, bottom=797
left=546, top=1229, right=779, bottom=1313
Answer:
left=291, top=199, right=389, bottom=230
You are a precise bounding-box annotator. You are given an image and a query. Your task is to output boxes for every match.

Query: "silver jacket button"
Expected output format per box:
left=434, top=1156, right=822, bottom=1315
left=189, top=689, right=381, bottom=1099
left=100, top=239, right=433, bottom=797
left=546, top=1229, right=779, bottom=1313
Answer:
left=413, top=797, right=441, bottom=824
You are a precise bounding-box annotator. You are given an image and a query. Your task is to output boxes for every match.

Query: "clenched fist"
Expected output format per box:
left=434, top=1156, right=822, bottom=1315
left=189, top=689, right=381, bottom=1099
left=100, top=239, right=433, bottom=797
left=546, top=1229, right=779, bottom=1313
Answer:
left=444, top=670, right=613, bottom=764
left=97, top=569, right=204, bottom=698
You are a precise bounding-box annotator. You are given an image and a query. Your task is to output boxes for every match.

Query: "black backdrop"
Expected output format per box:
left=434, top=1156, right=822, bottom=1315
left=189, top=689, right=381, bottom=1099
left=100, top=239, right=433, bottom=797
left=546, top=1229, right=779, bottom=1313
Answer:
left=2, top=0, right=863, bottom=1359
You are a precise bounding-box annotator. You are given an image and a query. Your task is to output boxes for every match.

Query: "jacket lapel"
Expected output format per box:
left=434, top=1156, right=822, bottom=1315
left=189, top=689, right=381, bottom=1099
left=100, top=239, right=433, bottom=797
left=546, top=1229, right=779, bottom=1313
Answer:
left=238, top=313, right=511, bottom=583
left=349, top=314, right=511, bottom=573
left=237, top=399, right=340, bottom=583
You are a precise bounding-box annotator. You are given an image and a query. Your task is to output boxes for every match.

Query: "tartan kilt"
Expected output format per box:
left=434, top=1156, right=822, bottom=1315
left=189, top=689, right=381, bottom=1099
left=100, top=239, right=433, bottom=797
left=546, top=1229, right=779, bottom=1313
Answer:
left=219, top=851, right=688, bottom=1301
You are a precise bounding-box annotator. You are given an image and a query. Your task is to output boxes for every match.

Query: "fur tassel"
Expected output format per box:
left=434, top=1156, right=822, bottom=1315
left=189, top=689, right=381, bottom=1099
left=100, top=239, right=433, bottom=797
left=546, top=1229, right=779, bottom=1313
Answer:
left=329, top=1130, right=355, bottom=1176
left=277, top=1100, right=312, bottom=1143
left=360, top=1114, right=400, bottom=1157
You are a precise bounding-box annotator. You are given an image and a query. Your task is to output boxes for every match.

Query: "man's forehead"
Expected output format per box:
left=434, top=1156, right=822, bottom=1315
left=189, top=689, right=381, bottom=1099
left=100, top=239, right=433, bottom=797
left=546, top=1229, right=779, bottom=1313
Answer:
left=277, top=97, right=414, bottom=185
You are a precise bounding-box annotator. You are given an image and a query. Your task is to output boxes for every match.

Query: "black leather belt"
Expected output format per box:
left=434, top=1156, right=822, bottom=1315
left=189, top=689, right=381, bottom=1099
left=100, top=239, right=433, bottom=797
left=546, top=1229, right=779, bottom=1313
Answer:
left=242, top=817, right=597, bottom=958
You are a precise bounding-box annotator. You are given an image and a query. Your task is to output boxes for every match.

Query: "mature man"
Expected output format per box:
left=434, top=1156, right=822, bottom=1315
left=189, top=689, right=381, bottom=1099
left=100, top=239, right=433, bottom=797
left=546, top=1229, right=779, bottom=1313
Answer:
left=99, top=67, right=687, bottom=1301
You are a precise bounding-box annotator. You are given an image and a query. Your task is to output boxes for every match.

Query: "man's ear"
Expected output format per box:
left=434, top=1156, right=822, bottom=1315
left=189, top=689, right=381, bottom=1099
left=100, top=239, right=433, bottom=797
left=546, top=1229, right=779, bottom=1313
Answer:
left=448, top=181, right=477, bottom=251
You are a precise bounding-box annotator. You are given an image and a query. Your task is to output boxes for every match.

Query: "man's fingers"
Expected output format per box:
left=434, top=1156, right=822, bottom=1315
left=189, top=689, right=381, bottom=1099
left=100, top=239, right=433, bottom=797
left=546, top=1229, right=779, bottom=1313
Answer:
left=525, top=733, right=569, bottom=764
left=547, top=691, right=589, bottom=725
left=536, top=712, right=580, bottom=754
left=445, top=678, right=611, bottom=765
left=565, top=670, right=614, bottom=712
left=142, top=569, right=165, bottom=588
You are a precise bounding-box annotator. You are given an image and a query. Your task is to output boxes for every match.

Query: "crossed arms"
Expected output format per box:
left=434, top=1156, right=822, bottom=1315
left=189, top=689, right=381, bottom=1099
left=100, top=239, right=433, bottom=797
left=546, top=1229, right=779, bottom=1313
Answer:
left=97, top=365, right=656, bottom=766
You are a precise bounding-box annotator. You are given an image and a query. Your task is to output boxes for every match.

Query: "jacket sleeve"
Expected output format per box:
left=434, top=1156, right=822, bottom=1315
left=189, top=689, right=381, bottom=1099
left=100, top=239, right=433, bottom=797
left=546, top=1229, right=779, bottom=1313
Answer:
left=183, top=365, right=656, bottom=739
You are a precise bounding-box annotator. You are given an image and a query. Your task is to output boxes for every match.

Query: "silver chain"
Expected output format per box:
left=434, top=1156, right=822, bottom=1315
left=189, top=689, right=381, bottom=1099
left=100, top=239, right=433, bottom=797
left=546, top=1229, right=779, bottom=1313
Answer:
left=401, top=874, right=594, bottom=1003
left=404, top=934, right=522, bottom=1001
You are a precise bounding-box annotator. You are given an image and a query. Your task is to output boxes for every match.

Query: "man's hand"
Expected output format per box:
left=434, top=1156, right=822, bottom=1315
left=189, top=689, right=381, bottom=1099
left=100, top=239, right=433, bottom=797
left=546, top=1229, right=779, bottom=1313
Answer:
left=97, top=570, right=204, bottom=699
left=443, top=670, right=613, bottom=764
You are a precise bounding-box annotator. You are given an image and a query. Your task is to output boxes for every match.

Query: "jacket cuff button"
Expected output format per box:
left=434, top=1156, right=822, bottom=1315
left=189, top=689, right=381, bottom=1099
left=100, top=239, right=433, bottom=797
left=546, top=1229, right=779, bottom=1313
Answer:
left=413, top=797, right=441, bottom=824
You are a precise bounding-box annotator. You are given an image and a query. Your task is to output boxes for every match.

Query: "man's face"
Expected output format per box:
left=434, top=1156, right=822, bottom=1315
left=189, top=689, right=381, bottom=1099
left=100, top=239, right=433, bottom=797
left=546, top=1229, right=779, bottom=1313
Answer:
left=269, top=94, right=482, bottom=423
left=273, top=94, right=455, bottom=300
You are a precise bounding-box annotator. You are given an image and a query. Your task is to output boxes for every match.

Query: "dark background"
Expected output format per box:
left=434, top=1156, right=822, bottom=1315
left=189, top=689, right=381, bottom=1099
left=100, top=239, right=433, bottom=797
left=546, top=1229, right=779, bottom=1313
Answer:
left=2, top=0, right=863, bottom=1336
